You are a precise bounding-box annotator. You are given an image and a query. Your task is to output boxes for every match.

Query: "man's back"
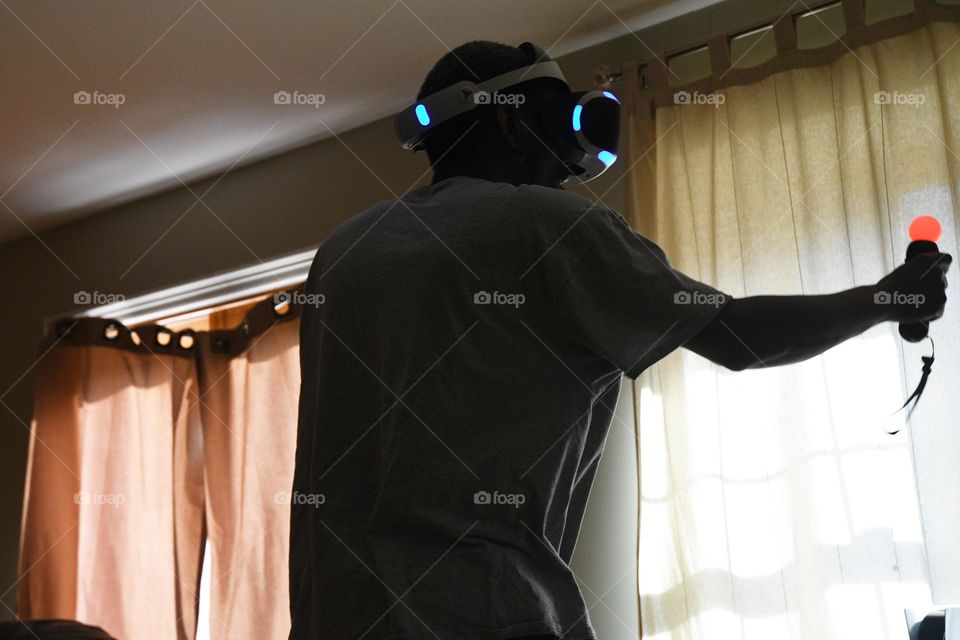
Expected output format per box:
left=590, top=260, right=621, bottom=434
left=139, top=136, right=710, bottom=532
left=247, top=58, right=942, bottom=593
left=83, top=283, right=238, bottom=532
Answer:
left=289, top=176, right=725, bottom=639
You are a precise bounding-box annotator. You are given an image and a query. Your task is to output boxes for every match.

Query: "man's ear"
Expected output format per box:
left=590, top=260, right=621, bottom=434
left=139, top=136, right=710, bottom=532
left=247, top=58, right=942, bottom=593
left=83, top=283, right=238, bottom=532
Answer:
left=493, top=104, right=526, bottom=158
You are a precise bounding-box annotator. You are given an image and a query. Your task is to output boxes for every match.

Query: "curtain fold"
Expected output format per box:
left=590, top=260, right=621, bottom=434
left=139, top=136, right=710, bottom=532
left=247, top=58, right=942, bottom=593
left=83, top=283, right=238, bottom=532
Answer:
left=196, top=318, right=299, bottom=639
left=625, top=21, right=960, bottom=640
left=18, top=301, right=302, bottom=640
left=18, top=337, right=204, bottom=640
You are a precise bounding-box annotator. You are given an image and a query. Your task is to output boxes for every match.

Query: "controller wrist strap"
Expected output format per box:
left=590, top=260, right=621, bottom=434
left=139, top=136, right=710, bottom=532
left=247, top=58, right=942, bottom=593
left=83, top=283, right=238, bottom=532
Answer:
left=887, top=336, right=935, bottom=435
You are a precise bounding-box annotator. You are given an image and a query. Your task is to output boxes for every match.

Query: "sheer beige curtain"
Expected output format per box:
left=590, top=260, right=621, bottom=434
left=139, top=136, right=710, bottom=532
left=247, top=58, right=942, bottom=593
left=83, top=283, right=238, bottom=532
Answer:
left=17, top=297, right=302, bottom=640
left=623, top=19, right=960, bottom=640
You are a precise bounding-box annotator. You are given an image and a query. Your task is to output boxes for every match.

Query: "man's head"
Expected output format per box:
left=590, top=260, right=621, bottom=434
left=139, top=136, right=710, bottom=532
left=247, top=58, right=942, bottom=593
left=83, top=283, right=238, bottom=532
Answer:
left=415, top=41, right=571, bottom=189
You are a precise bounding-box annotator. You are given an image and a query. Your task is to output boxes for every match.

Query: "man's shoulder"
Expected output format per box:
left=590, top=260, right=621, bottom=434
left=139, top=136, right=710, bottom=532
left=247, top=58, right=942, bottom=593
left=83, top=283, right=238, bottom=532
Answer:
left=515, top=183, right=596, bottom=213
left=317, top=196, right=398, bottom=249
left=324, top=180, right=616, bottom=247
left=503, top=184, right=627, bottom=241
left=513, top=184, right=632, bottom=242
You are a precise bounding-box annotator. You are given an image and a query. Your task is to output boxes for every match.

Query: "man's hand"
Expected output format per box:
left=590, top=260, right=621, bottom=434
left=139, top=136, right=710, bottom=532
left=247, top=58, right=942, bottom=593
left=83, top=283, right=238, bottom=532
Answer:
left=872, top=252, right=951, bottom=323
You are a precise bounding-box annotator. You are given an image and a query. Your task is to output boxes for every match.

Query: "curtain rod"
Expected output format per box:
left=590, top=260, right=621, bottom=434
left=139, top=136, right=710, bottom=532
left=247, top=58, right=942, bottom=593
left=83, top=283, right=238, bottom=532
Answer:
left=44, top=246, right=317, bottom=335
left=593, top=65, right=622, bottom=88
left=594, top=0, right=956, bottom=97
left=592, top=0, right=848, bottom=87
left=608, top=0, right=960, bottom=113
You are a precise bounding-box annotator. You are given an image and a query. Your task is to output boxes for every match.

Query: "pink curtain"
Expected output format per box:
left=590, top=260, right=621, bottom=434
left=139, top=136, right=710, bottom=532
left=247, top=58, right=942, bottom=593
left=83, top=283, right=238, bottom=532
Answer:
left=18, top=299, right=301, bottom=640
left=197, top=318, right=299, bottom=639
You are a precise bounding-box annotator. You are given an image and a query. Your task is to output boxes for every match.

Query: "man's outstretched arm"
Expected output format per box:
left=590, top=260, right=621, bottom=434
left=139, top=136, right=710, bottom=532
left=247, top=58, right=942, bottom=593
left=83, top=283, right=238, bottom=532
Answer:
left=684, top=252, right=952, bottom=371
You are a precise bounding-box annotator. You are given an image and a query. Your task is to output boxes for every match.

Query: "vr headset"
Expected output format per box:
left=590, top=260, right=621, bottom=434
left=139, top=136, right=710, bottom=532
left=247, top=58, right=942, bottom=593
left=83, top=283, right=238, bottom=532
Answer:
left=394, top=42, right=620, bottom=183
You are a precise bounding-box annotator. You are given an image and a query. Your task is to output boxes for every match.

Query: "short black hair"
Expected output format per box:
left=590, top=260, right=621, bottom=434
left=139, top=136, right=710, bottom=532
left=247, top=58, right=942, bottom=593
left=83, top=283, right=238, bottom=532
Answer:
left=415, top=41, right=563, bottom=170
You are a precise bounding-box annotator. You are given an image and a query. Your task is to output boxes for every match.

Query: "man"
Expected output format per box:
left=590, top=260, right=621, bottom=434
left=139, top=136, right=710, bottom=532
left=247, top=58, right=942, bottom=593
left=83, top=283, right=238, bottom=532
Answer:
left=289, top=41, right=950, bottom=639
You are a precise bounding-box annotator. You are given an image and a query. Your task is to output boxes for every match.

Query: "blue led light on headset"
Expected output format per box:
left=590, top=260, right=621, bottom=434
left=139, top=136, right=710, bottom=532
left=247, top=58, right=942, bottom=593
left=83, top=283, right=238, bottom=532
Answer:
left=394, top=42, right=621, bottom=183
left=414, top=104, right=430, bottom=126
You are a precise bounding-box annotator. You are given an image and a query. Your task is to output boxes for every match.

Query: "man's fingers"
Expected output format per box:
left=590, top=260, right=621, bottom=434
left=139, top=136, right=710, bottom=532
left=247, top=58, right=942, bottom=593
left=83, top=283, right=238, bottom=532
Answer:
left=915, top=252, right=952, bottom=281
left=937, top=252, right=953, bottom=272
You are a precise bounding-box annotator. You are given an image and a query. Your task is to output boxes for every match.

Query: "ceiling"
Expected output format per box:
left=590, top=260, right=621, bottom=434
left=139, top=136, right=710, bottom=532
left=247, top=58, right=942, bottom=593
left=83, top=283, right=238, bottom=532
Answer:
left=0, top=0, right=718, bottom=244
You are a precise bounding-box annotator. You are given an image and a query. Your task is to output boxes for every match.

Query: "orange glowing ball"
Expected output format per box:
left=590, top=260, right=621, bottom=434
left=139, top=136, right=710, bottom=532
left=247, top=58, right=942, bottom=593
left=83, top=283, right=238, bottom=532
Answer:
left=909, top=215, right=942, bottom=242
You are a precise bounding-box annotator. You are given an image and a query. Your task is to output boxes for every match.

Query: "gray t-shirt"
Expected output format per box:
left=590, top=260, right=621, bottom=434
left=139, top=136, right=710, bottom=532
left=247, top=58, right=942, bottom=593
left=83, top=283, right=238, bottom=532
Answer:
left=289, top=175, right=727, bottom=640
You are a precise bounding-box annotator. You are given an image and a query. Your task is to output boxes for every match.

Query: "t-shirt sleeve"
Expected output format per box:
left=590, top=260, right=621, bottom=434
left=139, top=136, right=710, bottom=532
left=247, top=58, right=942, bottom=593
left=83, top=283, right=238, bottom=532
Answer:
left=548, top=205, right=730, bottom=379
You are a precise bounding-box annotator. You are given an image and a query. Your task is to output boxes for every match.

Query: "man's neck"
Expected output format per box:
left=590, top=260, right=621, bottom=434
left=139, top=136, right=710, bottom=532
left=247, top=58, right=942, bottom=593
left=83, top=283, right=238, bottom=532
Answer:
left=431, top=167, right=485, bottom=185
